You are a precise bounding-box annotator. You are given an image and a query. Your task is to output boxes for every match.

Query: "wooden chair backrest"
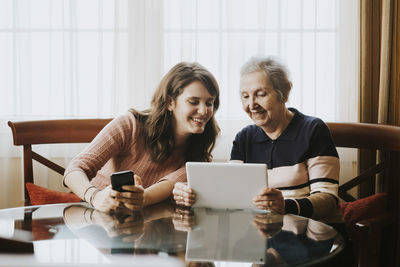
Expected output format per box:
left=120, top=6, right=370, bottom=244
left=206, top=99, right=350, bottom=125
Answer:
left=327, top=122, right=400, bottom=266
left=9, top=119, right=400, bottom=208
left=8, top=119, right=112, bottom=205
left=326, top=122, right=400, bottom=202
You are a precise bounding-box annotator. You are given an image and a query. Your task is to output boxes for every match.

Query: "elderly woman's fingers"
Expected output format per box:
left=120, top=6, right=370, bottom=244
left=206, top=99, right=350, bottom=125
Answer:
left=253, top=188, right=285, bottom=213
left=253, top=198, right=284, bottom=213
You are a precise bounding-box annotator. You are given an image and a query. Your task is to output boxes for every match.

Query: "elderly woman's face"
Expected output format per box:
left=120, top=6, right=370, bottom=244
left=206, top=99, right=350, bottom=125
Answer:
left=240, top=71, right=285, bottom=130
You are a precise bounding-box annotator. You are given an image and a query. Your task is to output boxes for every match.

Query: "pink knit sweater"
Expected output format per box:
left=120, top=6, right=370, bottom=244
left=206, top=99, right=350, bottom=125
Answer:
left=63, top=113, right=187, bottom=189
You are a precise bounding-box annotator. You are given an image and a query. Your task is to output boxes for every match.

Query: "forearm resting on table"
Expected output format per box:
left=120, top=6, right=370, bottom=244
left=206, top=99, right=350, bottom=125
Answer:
left=65, top=171, right=175, bottom=207
left=64, top=170, right=95, bottom=202
left=143, top=180, right=175, bottom=207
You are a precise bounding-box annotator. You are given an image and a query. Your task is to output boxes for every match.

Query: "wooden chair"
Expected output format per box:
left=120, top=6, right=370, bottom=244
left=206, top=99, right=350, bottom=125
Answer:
left=326, top=122, right=400, bottom=267
left=8, top=119, right=112, bottom=206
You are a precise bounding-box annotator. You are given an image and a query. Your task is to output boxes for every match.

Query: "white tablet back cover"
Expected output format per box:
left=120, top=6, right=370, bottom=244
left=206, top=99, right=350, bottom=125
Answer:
left=186, top=162, right=268, bottom=210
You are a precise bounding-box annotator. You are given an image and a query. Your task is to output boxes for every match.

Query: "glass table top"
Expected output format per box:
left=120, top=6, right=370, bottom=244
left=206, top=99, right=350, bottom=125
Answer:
left=0, top=201, right=344, bottom=266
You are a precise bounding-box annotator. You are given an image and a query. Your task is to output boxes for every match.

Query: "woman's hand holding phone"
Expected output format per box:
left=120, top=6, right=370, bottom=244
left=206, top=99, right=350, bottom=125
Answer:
left=90, top=171, right=144, bottom=213
left=110, top=171, right=144, bottom=211
left=115, top=174, right=144, bottom=211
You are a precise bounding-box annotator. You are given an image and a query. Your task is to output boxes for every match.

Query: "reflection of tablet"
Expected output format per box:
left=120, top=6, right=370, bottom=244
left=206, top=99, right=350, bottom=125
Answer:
left=186, top=162, right=268, bottom=210
left=186, top=208, right=266, bottom=264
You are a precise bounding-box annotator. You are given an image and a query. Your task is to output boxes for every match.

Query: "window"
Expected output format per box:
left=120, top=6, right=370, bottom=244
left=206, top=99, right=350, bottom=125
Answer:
left=1, top=0, right=358, bottom=122
left=1, top=0, right=358, bottom=208
left=0, top=0, right=129, bottom=117
left=163, top=0, right=358, bottom=122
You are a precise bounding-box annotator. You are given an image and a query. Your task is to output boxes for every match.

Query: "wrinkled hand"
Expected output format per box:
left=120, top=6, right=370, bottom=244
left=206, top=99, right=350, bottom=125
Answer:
left=172, top=206, right=195, bottom=232
left=253, top=213, right=283, bottom=238
left=253, top=188, right=285, bottom=214
left=172, top=182, right=196, bottom=207
left=91, top=175, right=144, bottom=213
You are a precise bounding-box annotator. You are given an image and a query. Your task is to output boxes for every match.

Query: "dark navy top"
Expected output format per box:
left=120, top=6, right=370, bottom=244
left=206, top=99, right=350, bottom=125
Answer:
left=230, top=108, right=339, bottom=218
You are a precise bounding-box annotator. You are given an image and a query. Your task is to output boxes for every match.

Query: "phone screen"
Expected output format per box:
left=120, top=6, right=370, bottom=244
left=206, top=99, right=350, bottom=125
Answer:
left=111, top=170, right=134, bottom=192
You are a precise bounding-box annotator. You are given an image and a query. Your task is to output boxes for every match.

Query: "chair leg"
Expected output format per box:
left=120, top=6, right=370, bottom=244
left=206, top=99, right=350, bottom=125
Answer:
left=354, top=224, right=380, bottom=267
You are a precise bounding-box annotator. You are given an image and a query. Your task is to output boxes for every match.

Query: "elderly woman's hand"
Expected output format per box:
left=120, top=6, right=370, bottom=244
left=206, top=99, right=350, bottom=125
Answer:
left=172, top=182, right=196, bottom=207
left=253, top=188, right=285, bottom=214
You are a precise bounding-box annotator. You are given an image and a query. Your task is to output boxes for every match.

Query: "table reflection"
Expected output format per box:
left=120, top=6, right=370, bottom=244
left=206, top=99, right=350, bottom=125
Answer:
left=185, top=208, right=270, bottom=264
left=174, top=208, right=339, bottom=266
left=0, top=202, right=343, bottom=266
left=63, top=203, right=187, bottom=256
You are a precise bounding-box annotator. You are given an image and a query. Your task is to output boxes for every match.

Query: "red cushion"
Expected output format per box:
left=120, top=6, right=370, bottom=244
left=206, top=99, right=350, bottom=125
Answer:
left=26, top=182, right=81, bottom=205
left=340, top=192, right=387, bottom=228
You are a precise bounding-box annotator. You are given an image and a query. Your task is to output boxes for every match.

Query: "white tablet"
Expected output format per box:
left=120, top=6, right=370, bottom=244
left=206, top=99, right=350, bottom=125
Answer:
left=186, top=162, right=268, bottom=210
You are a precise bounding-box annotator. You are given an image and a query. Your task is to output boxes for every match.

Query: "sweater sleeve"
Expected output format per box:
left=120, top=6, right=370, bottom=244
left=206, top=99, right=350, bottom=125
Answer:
left=285, top=121, right=340, bottom=220
left=306, top=121, right=340, bottom=199
left=158, top=165, right=187, bottom=184
left=63, top=113, right=136, bottom=183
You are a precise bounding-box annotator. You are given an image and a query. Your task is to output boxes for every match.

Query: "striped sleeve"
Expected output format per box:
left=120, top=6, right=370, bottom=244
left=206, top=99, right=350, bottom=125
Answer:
left=305, top=121, right=339, bottom=199
left=285, top=120, right=340, bottom=219
left=307, top=156, right=339, bottom=198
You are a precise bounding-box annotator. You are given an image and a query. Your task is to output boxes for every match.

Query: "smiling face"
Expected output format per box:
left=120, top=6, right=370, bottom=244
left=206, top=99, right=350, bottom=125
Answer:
left=240, top=71, right=286, bottom=132
left=168, top=81, right=215, bottom=143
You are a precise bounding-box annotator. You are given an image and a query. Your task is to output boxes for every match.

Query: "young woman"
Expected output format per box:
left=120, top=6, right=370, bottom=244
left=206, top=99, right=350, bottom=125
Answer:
left=63, top=62, right=220, bottom=212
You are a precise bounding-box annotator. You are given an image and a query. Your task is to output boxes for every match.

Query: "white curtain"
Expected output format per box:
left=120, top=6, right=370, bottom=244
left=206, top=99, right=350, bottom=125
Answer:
left=0, top=0, right=358, bottom=208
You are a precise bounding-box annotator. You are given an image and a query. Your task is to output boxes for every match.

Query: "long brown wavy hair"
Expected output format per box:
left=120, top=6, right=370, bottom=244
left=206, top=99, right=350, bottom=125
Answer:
left=130, top=62, right=220, bottom=163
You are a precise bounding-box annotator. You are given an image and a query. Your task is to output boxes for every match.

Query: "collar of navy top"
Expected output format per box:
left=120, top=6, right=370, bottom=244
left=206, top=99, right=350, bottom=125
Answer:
left=253, top=108, right=301, bottom=143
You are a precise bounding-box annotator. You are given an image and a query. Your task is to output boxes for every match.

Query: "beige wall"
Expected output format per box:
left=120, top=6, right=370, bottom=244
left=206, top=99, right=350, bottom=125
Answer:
left=0, top=158, right=24, bottom=208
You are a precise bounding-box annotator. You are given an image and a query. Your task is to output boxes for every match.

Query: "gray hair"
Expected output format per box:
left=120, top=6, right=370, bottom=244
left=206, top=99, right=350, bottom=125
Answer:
left=240, top=56, right=292, bottom=102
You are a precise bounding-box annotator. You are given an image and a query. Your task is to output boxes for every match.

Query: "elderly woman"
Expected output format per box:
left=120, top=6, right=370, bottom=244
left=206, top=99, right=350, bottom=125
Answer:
left=173, top=57, right=340, bottom=221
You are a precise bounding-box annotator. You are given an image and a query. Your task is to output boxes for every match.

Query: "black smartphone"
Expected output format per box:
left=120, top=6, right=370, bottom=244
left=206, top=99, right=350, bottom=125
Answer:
left=111, top=170, right=135, bottom=192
